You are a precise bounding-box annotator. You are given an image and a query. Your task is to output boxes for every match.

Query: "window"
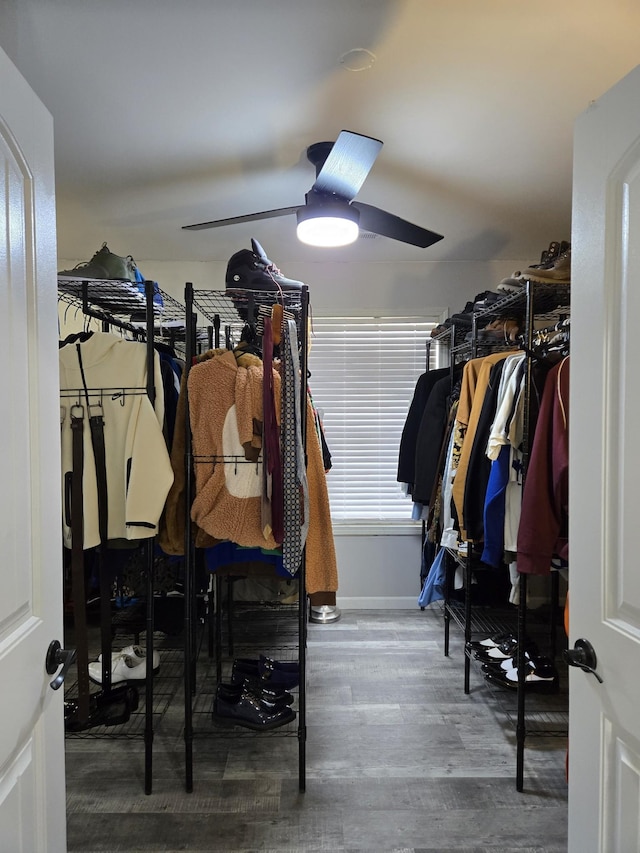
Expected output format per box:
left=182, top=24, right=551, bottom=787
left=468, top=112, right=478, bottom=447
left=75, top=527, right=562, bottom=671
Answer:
left=308, top=316, right=438, bottom=523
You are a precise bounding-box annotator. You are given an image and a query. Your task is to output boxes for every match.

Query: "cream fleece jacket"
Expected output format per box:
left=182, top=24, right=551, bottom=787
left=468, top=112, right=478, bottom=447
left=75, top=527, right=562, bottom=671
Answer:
left=59, top=333, right=174, bottom=549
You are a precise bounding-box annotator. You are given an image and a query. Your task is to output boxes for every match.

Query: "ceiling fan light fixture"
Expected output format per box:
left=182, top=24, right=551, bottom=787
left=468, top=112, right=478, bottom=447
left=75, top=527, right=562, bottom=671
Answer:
left=296, top=203, right=359, bottom=247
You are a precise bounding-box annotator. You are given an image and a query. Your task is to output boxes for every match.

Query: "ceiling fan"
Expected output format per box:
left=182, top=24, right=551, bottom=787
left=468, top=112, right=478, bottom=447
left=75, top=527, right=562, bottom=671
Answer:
left=182, top=130, right=444, bottom=249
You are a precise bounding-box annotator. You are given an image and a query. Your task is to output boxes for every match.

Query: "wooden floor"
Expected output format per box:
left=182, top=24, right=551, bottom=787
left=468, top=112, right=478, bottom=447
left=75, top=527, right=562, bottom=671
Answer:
left=65, top=607, right=568, bottom=852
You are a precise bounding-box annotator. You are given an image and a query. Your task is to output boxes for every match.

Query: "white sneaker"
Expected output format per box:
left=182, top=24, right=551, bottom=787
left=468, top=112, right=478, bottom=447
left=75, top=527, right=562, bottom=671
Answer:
left=90, top=646, right=160, bottom=684
left=98, top=644, right=160, bottom=670
left=497, top=273, right=525, bottom=293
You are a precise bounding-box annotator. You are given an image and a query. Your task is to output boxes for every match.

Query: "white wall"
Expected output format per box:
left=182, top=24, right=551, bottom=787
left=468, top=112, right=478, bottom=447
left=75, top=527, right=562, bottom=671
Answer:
left=332, top=528, right=423, bottom=609
left=58, top=253, right=531, bottom=608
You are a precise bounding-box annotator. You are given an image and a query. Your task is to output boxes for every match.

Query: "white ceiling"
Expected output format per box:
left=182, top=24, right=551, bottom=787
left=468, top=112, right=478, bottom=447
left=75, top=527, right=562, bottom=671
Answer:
left=2, top=0, right=639, bottom=266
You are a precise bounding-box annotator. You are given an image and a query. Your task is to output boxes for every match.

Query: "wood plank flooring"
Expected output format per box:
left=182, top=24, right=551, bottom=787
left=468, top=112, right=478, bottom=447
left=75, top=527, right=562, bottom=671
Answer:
left=65, top=608, right=568, bottom=852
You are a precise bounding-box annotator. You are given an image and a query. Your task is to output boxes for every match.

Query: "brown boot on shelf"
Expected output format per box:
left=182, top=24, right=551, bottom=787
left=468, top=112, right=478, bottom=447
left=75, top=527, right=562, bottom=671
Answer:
left=522, top=247, right=571, bottom=284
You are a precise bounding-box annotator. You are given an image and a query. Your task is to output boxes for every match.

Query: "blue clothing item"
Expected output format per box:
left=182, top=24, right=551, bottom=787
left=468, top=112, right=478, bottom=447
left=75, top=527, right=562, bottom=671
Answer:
left=418, top=547, right=447, bottom=607
left=420, top=538, right=437, bottom=584
left=204, top=540, right=290, bottom=578
left=481, top=445, right=510, bottom=567
left=158, top=351, right=181, bottom=451
left=134, top=267, right=164, bottom=309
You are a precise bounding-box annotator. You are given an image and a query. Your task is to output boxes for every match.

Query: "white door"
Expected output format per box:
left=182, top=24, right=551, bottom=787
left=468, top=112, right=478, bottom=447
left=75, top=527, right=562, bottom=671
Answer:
left=569, top=63, right=640, bottom=851
left=0, top=47, right=67, bottom=852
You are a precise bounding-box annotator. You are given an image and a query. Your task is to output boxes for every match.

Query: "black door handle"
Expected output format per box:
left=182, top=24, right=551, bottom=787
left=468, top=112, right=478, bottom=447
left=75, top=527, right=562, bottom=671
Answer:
left=45, top=640, right=77, bottom=690
left=562, top=638, right=603, bottom=684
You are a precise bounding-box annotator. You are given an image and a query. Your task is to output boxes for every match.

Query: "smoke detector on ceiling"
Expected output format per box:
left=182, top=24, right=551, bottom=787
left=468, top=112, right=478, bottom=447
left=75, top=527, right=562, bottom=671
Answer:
left=340, top=48, right=376, bottom=72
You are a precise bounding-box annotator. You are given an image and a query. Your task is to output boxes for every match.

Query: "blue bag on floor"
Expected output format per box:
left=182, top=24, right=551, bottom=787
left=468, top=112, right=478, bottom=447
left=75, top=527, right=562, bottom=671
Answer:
left=418, top=547, right=446, bottom=607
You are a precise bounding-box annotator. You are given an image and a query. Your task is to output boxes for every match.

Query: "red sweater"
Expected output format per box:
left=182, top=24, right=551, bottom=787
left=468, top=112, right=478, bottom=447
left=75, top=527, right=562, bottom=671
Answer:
left=517, top=357, right=569, bottom=574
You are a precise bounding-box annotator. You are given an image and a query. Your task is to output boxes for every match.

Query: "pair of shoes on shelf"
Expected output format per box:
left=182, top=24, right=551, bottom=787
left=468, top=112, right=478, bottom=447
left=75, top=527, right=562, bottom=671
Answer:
left=217, top=680, right=293, bottom=712
left=88, top=645, right=160, bottom=685
left=527, top=241, right=569, bottom=272
left=432, top=299, right=483, bottom=338
left=480, top=650, right=534, bottom=674
left=225, top=239, right=303, bottom=293
left=466, top=631, right=515, bottom=653
left=65, top=684, right=139, bottom=732
left=473, top=636, right=539, bottom=663
left=97, top=644, right=160, bottom=669
left=212, top=685, right=297, bottom=731
left=231, top=655, right=300, bottom=690
left=521, top=246, right=571, bottom=284
left=58, top=242, right=139, bottom=282
left=431, top=314, right=474, bottom=337
left=497, top=274, right=526, bottom=293
left=464, top=318, right=521, bottom=344
left=431, top=321, right=461, bottom=339
left=473, top=290, right=503, bottom=310
left=498, top=240, right=571, bottom=291
left=448, top=301, right=476, bottom=328
left=483, top=655, right=559, bottom=693
left=467, top=631, right=517, bottom=652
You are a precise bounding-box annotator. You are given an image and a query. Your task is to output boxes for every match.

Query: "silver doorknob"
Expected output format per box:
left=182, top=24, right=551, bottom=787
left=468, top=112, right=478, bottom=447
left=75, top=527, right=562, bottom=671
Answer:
left=563, top=638, right=603, bottom=684
left=45, top=640, right=77, bottom=690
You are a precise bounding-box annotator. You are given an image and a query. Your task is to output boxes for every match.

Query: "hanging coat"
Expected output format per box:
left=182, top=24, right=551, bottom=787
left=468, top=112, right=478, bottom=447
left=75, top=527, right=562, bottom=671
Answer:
left=59, top=332, right=174, bottom=548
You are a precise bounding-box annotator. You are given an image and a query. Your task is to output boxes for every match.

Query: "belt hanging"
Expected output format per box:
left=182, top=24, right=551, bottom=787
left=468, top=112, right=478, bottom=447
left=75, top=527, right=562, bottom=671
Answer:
left=76, top=344, right=113, bottom=692
left=70, top=405, right=90, bottom=723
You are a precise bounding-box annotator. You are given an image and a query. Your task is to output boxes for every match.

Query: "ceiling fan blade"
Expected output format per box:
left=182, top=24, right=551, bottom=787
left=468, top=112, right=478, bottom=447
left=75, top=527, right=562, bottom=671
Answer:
left=310, top=130, right=383, bottom=201
left=182, top=206, right=299, bottom=231
left=352, top=202, right=444, bottom=248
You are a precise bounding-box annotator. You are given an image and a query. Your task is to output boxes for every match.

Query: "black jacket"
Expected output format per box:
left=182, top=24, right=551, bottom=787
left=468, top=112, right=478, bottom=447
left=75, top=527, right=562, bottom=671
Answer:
left=412, top=373, right=454, bottom=504
left=397, top=368, right=450, bottom=489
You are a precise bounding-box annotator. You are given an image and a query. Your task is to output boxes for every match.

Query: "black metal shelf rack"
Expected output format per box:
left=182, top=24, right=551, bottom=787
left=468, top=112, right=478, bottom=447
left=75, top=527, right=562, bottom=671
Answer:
left=58, top=276, right=180, bottom=794
left=180, top=282, right=310, bottom=794
left=432, top=280, right=570, bottom=791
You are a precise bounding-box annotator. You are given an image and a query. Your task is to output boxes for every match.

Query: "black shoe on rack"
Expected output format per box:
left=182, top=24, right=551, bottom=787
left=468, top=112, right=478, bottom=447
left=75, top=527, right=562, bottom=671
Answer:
left=466, top=631, right=515, bottom=653
left=484, top=655, right=559, bottom=694
left=231, top=656, right=300, bottom=689
left=473, top=290, right=502, bottom=310
left=216, top=681, right=294, bottom=710
left=480, top=652, right=533, bottom=674
left=212, top=687, right=296, bottom=731
left=225, top=238, right=303, bottom=292
left=474, top=636, right=538, bottom=663
left=449, top=311, right=473, bottom=329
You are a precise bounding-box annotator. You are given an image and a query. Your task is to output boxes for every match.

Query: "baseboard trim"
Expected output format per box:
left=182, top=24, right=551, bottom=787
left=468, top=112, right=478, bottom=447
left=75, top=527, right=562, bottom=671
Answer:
left=336, top=596, right=418, bottom=610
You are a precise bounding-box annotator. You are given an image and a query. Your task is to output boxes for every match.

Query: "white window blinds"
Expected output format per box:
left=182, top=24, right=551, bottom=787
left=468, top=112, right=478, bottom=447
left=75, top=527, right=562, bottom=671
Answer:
left=308, top=316, right=438, bottom=522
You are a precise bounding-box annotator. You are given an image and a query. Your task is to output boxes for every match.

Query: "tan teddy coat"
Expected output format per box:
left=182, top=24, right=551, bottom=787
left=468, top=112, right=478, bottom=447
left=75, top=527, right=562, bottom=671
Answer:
left=159, top=348, right=337, bottom=603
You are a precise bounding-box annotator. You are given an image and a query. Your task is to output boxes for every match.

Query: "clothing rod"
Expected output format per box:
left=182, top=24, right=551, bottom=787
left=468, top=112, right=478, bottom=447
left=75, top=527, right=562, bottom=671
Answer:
left=60, top=387, right=149, bottom=395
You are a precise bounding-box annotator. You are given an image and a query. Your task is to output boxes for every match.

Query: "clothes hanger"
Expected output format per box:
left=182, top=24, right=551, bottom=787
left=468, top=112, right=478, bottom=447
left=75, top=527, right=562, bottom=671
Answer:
left=58, top=330, right=95, bottom=348
left=233, top=323, right=262, bottom=358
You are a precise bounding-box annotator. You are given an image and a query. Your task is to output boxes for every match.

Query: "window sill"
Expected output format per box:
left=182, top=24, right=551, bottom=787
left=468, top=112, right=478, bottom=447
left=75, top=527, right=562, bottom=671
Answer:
left=332, top=522, right=423, bottom=537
